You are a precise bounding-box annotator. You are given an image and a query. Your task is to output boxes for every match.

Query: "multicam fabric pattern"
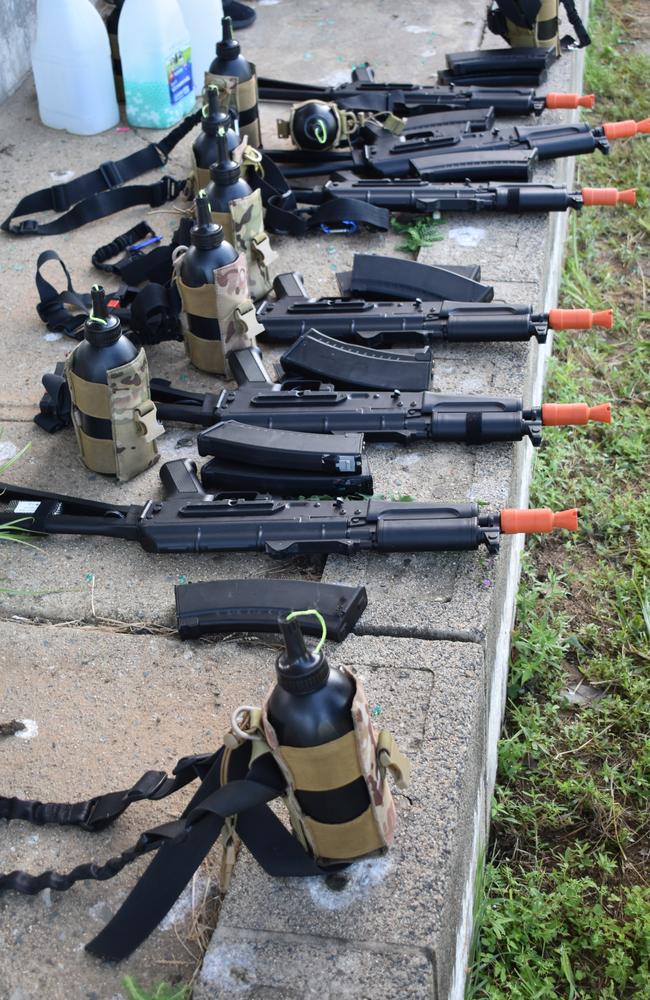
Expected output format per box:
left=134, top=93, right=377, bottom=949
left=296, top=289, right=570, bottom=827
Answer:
left=228, top=190, right=276, bottom=299
left=350, top=668, right=397, bottom=848
left=107, top=349, right=163, bottom=482
left=64, top=349, right=162, bottom=482
left=214, top=251, right=264, bottom=349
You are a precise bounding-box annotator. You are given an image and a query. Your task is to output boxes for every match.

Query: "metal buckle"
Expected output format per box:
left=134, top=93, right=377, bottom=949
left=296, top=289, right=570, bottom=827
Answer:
left=99, top=160, right=123, bottom=189
left=319, top=220, right=358, bottom=235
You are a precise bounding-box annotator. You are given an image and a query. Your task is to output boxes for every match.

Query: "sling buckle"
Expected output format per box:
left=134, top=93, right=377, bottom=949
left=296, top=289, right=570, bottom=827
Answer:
left=99, top=160, right=124, bottom=190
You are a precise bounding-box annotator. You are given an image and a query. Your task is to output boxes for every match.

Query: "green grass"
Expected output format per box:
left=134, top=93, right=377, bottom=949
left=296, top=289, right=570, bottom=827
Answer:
left=0, top=442, right=39, bottom=548
left=467, top=3, right=650, bottom=997
left=122, top=978, right=191, bottom=1000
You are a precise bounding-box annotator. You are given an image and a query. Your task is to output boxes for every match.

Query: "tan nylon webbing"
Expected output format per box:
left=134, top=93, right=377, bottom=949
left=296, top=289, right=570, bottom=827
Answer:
left=184, top=328, right=225, bottom=374
left=279, top=731, right=362, bottom=793
left=304, top=806, right=385, bottom=860
left=177, top=277, right=220, bottom=320
left=76, top=427, right=116, bottom=474
left=67, top=370, right=112, bottom=421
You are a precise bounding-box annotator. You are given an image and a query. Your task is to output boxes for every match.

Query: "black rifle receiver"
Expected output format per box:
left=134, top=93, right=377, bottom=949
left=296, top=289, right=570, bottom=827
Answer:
left=257, top=272, right=613, bottom=347
left=0, top=460, right=579, bottom=557
left=258, top=62, right=581, bottom=117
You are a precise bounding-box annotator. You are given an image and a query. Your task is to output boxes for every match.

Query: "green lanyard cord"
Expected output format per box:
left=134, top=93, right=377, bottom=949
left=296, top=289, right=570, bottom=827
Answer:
left=285, top=608, right=327, bottom=653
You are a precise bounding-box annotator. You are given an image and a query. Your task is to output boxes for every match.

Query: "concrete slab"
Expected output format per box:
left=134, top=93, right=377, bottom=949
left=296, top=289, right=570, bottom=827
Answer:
left=195, top=635, right=485, bottom=1000
left=0, top=618, right=281, bottom=1000
left=0, top=415, right=518, bottom=642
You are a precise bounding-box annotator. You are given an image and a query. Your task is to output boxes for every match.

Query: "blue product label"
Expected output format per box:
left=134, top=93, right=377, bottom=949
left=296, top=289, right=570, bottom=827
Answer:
left=167, top=47, right=193, bottom=105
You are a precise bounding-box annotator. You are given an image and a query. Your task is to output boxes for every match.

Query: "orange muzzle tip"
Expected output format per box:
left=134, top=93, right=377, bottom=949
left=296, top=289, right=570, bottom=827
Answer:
left=545, top=92, right=596, bottom=110
left=548, top=308, right=613, bottom=330
left=581, top=186, right=637, bottom=206
left=500, top=507, right=579, bottom=535
left=541, top=402, right=612, bottom=426
left=603, top=118, right=650, bottom=139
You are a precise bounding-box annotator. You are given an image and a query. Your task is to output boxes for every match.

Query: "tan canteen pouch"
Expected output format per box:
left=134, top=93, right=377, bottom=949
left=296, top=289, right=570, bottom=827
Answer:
left=174, top=249, right=263, bottom=374
left=249, top=668, right=411, bottom=865
left=64, top=349, right=163, bottom=482
left=210, top=189, right=277, bottom=300
left=204, top=70, right=261, bottom=148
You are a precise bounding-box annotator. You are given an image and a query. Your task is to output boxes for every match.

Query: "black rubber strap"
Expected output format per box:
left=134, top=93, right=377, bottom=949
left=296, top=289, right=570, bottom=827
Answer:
left=2, top=109, right=200, bottom=236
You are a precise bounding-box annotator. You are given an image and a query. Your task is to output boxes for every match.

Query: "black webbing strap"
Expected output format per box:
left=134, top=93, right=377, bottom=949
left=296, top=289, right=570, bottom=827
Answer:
left=1, top=109, right=201, bottom=236
left=1, top=742, right=327, bottom=961
left=86, top=746, right=323, bottom=961
left=559, top=0, right=591, bottom=49
left=35, top=250, right=92, bottom=335
left=35, top=249, right=182, bottom=345
left=34, top=362, right=71, bottom=433
left=0, top=752, right=218, bottom=894
left=92, top=221, right=158, bottom=274
left=251, top=153, right=390, bottom=235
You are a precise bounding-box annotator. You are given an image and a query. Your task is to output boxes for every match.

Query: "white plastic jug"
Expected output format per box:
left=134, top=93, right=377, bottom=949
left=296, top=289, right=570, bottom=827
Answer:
left=31, top=0, right=119, bottom=135
left=118, top=0, right=196, bottom=129
left=177, top=0, right=224, bottom=95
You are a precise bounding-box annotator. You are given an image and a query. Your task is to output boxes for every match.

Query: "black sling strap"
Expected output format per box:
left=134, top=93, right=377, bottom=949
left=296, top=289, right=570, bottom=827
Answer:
left=1, top=109, right=201, bottom=236
left=1, top=742, right=326, bottom=962
left=35, top=249, right=182, bottom=346
left=251, top=152, right=390, bottom=235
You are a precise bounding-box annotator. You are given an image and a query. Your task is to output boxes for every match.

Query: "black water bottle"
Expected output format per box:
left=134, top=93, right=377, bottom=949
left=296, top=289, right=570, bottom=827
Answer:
left=266, top=616, right=371, bottom=825
left=179, top=190, right=238, bottom=341
left=71, top=285, right=137, bottom=442
left=209, top=15, right=260, bottom=146
left=205, top=129, right=252, bottom=213
left=192, top=85, right=238, bottom=180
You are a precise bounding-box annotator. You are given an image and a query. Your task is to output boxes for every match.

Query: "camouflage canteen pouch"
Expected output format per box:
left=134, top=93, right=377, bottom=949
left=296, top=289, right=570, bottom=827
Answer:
left=203, top=70, right=261, bottom=148
left=64, top=348, right=163, bottom=482
left=489, top=0, right=561, bottom=53
left=173, top=247, right=264, bottom=375
left=247, top=667, right=411, bottom=865
left=210, top=188, right=277, bottom=300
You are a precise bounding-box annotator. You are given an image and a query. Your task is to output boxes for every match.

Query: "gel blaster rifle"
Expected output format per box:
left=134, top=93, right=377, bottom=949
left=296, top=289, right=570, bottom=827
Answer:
left=258, top=63, right=594, bottom=118
left=256, top=272, right=614, bottom=345
left=150, top=344, right=612, bottom=446
left=293, top=176, right=637, bottom=217
left=0, top=459, right=578, bottom=557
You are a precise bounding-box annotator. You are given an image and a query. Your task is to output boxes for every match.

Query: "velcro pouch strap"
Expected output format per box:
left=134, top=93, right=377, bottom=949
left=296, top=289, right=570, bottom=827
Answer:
left=278, top=731, right=362, bottom=793
left=303, top=806, right=385, bottom=861
left=227, top=189, right=276, bottom=299
left=350, top=669, right=399, bottom=850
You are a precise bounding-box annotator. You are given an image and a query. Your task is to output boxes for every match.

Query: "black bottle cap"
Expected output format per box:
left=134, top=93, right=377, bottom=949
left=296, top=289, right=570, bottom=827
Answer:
left=202, top=85, right=233, bottom=136
left=209, top=129, right=241, bottom=186
left=191, top=191, right=224, bottom=249
left=84, top=285, right=121, bottom=346
left=216, top=15, right=240, bottom=61
left=275, top=616, right=330, bottom=695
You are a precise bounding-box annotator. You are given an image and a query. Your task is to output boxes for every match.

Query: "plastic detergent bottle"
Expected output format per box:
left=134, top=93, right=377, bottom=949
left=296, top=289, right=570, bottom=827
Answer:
left=32, top=0, right=119, bottom=135
left=118, top=0, right=195, bottom=129
left=177, top=0, right=224, bottom=96
left=266, top=615, right=372, bottom=826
